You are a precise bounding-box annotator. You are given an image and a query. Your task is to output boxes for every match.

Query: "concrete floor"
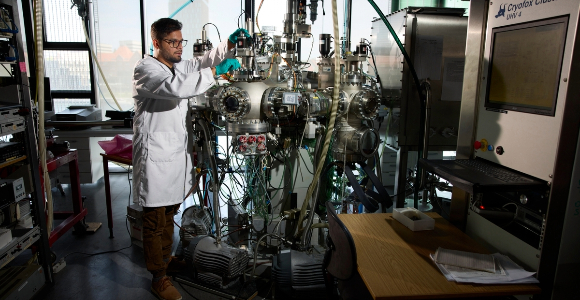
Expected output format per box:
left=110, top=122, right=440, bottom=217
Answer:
left=14, top=166, right=268, bottom=300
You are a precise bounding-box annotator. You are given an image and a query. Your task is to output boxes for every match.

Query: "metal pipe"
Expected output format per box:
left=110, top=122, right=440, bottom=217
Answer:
left=287, top=0, right=297, bottom=14
left=140, top=0, right=147, bottom=56
left=284, top=0, right=297, bottom=35
left=344, top=0, right=352, bottom=52
left=420, top=81, right=432, bottom=204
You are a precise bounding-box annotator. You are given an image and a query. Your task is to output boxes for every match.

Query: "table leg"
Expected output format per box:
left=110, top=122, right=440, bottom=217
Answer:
left=103, top=157, right=114, bottom=238
left=69, top=157, right=83, bottom=216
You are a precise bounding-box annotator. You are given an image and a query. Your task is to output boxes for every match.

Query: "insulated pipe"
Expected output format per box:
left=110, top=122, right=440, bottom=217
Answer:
left=149, top=0, right=197, bottom=55
left=34, top=0, right=54, bottom=233
left=296, top=0, right=341, bottom=246
left=82, top=21, right=122, bottom=110
left=303, top=161, right=343, bottom=247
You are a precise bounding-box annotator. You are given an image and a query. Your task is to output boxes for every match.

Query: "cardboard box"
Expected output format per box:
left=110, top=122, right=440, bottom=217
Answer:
left=127, top=204, right=144, bottom=248
left=393, top=208, right=435, bottom=231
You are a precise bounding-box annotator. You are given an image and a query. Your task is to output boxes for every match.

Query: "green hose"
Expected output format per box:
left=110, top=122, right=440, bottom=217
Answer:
left=367, top=0, right=423, bottom=101
left=368, top=0, right=427, bottom=207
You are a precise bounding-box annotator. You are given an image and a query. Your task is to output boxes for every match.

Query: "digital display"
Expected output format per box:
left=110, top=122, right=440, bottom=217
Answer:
left=485, top=16, right=568, bottom=116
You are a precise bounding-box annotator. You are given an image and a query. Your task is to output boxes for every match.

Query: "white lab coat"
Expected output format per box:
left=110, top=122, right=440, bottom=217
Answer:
left=132, top=40, right=232, bottom=207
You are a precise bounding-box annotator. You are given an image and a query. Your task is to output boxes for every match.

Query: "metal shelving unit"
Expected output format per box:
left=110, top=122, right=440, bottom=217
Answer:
left=0, top=0, right=54, bottom=288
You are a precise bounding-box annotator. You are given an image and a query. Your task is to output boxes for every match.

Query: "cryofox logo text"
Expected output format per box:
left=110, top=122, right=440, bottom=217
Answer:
left=495, top=4, right=506, bottom=18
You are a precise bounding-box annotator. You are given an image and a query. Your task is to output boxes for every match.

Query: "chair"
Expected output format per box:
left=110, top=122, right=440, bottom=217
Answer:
left=323, top=201, right=373, bottom=300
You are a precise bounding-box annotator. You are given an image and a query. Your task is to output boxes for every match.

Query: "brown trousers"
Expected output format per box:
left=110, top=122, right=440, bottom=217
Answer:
left=142, top=204, right=180, bottom=278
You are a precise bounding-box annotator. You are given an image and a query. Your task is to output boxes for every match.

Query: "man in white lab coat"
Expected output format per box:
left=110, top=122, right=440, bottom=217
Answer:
left=132, top=18, right=246, bottom=300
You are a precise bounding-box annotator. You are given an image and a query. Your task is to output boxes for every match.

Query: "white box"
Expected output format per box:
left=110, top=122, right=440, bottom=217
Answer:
left=128, top=217, right=143, bottom=242
left=0, top=228, right=12, bottom=249
left=393, top=208, right=435, bottom=231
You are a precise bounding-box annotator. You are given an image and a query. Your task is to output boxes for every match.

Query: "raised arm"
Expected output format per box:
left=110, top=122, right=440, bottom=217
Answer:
left=133, top=59, right=214, bottom=100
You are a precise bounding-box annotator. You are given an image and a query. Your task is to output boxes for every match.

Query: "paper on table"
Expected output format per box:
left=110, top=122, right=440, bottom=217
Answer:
left=434, top=247, right=496, bottom=273
left=430, top=253, right=539, bottom=284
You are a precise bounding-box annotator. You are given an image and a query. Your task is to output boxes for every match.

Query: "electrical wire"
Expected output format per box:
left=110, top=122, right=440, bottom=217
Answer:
left=237, top=11, right=246, bottom=28
left=256, top=0, right=265, bottom=33
left=62, top=217, right=133, bottom=260
left=81, top=20, right=122, bottom=110
left=202, top=22, right=221, bottom=42
left=251, top=233, right=283, bottom=277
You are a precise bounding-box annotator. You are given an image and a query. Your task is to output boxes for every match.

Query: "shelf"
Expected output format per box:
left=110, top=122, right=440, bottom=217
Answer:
left=0, top=226, right=41, bottom=269
left=418, top=158, right=548, bottom=194
left=0, top=155, right=26, bottom=169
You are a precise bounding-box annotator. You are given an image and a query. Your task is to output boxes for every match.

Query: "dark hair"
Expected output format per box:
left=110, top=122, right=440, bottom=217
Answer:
left=151, top=18, right=182, bottom=41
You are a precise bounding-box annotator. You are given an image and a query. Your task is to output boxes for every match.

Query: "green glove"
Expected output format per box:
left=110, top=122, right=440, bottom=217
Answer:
left=216, top=59, right=241, bottom=75
left=229, top=28, right=251, bottom=44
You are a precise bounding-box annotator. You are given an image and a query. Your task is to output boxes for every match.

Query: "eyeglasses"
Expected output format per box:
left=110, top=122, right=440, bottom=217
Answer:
left=163, top=39, right=188, bottom=48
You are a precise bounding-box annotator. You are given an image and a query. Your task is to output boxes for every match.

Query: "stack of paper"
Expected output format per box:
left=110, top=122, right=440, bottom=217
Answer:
left=431, top=247, right=539, bottom=284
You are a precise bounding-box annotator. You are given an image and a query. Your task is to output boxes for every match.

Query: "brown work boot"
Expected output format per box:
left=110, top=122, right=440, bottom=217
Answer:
left=166, top=256, right=188, bottom=274
left=151, top=276, right=182, bottom=300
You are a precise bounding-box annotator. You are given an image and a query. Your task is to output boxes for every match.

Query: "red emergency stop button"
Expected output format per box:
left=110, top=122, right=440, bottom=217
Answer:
left=474, top=140, right=481, bottom=150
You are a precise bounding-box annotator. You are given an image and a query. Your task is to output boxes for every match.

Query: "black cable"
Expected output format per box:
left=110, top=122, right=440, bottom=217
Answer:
left=237, top=11, right=245, bottom=29
left=127, top=166, right=132, bottom=204
left=202, top=23, right=221, bottom=42
left=61, top=217, right=133, bottom=260
left=177, top=282, right=201, bottom=300
left=298, top=149, right=313, bottom=175
left=363, top=39, right=382, bottom=91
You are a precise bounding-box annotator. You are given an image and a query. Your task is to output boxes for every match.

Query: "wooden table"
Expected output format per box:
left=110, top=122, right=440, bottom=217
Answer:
left=101, top=153, right=132, bottom=238
left=338, top=213, right=541, bottom=299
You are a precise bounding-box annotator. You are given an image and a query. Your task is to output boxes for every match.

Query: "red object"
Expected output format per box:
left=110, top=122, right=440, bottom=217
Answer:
left=474, top=140, right=482, bottom=150
left=257, top=144, right=266, bottom=151
left=41, top=150, right=88, bottom=246
left=480, top=205, right=485, bottom=210
left=257, top=135, right=266, bottom=143
left=98, top=134, right=133, bottom=160
left=239, top=144, right=248, bottom=152
left=238, top=135, right=247, bottom=143
left=247, top=135, right=256, bottom=144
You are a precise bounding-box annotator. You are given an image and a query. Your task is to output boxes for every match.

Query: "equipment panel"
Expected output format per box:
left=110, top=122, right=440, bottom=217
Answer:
left=475, top=0, right=580, bottom=181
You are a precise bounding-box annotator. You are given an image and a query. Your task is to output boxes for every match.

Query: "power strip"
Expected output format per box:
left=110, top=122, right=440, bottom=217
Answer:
left=472, top=206, right=515, bottom=220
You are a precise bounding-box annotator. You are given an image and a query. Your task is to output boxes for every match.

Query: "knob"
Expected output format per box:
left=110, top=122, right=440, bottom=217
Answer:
left=480, top=139, right=489, bottom=152
left=474, top=141, right=481, bottom=150
left=487, top=145, right=494, bottom=151
left=496, top=146, right=504, bottom=155
left=520, top=194, right=528, bottom=205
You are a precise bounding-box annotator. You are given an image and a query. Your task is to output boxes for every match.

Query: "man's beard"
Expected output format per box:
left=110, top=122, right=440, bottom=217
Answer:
left=162, top=51, right=181, bottom=64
